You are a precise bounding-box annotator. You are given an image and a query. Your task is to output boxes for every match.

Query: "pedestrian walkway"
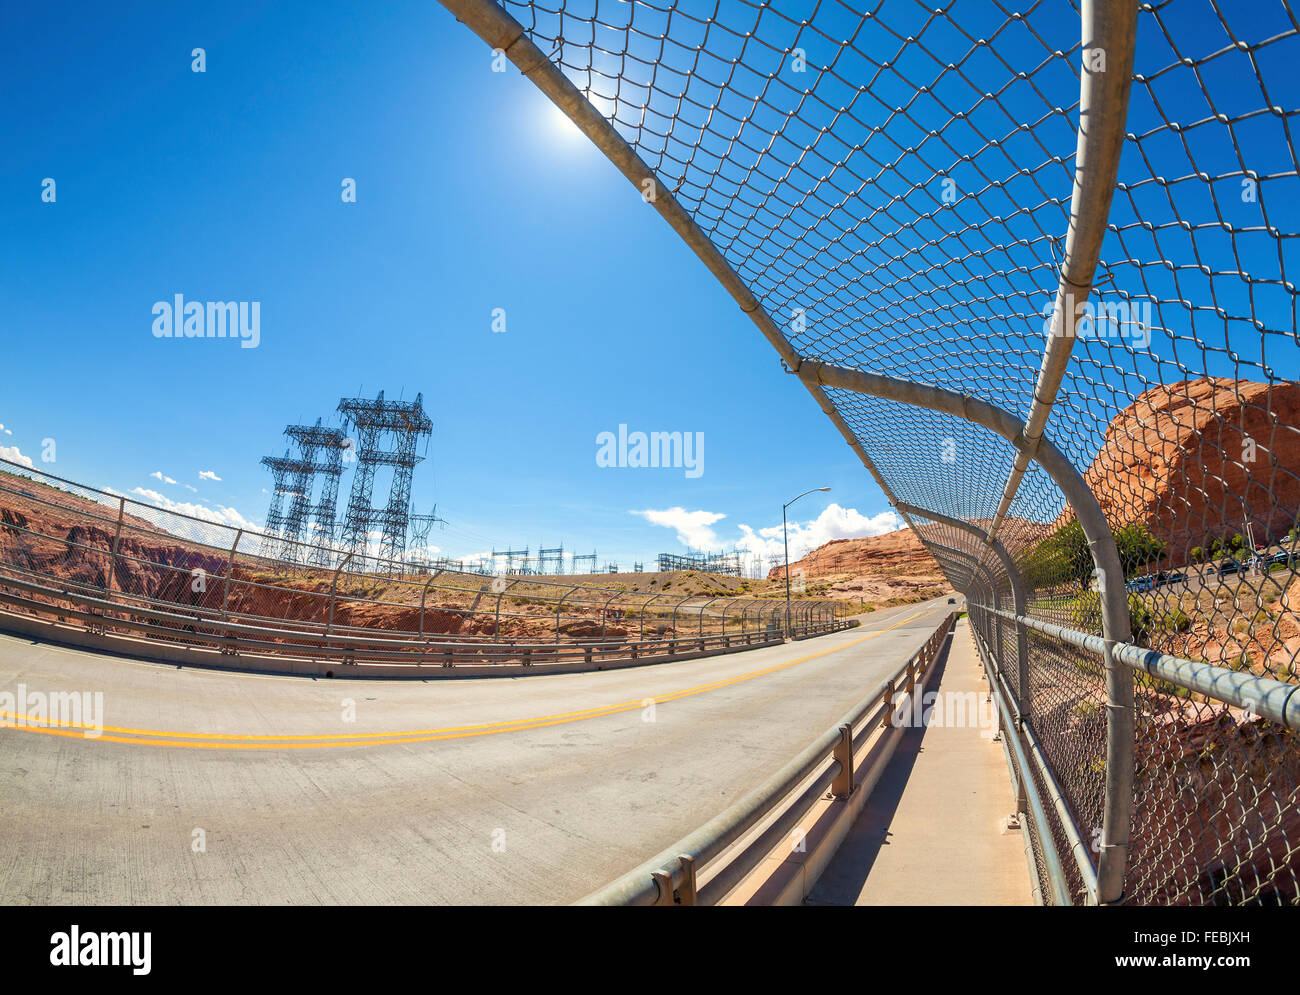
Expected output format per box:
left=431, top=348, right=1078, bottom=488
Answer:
left=807, top=618, right=1032, bottom=905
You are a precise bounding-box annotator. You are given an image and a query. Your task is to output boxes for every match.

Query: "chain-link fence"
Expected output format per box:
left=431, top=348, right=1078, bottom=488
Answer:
left=440, top=0, right=1300, bottom=903
left=0, top=458, right=845, bottom=668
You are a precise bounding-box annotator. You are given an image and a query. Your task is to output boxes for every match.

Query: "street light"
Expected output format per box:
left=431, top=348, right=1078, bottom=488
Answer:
left=784, top=487, right=830, bottom=637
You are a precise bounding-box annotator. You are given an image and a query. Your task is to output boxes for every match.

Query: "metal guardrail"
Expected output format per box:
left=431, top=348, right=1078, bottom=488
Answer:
left=0, top=458, right=845, bottom=647
left=578, top=612, right=957, bottom=905
left=0, top=458, right=857, bottom=673
left=0, top=570, right=854, bottom=673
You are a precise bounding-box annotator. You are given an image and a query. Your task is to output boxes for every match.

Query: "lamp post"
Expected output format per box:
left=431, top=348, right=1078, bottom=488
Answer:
left=784, top=487, right=830, bottom=636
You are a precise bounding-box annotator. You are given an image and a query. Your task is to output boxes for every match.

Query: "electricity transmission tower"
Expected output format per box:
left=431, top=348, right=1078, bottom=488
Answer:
left=336, top=391, right=432, bottom=564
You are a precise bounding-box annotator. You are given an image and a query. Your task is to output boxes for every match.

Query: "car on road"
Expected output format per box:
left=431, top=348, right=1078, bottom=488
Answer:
left=947, top=597, right=956, bottom=604
left=1218, top=559, right=1241, bottom=575
left=1267, top=551, right=1294, bottom=567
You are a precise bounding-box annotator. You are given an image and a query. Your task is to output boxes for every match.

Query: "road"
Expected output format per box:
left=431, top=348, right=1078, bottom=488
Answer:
left=0, top=597, right=954, bottom=904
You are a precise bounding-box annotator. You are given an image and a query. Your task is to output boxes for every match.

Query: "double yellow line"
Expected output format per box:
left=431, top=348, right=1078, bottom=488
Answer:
left=0, top=610, right=927, bottom=751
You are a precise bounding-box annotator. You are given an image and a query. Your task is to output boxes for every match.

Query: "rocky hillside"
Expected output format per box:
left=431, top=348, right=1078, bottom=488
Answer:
left=768, top=527, right=952, bottom=605
left=1082, top=377, right=1300, bottom=564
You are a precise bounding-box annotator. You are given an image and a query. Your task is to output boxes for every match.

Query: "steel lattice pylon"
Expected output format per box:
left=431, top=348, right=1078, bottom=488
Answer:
left=337, top=391, right=433, bottom=563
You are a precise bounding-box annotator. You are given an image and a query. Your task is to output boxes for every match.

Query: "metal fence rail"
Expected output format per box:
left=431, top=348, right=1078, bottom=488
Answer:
left=0, top=458, right=849, bottom=673
left=441, top=0, right=1300, bottom=904
left=580, top=612, right=958, bottom=905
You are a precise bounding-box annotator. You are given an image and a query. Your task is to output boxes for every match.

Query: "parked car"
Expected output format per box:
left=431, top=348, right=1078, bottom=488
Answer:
left=1267, top=551, right=1293, bottom=567
left=1165, top=571, right=1187, bottom=585
left=1218, top=559, right=1240, bottom=575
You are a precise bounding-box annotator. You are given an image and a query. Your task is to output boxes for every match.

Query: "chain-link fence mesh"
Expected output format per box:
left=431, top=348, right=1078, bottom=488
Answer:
left=0, top=458, right=842, bottom=668
left=439, top=0, right=1300, bottom=903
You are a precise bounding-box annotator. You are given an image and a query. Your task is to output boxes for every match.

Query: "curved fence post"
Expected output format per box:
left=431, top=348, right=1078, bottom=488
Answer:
left=220, top=528, right=243, bottom=625
left=555, top=584, right=580, bottom=645
left=493, top=579, right=519, bottom=643
left=326, top=553, right=354, bottom=640
left=600, top=592, right=619, bottom=641
left=699, top=597, right=720, bottom=639
left=418, top=569, right=445, bottom=640
left=104, top=496, right=126, bottom=594
left=671, top=595, right=691, bottom=642
left=720, top=597, right=741, bottom=639
left=640, top=592, right=664, bottom=642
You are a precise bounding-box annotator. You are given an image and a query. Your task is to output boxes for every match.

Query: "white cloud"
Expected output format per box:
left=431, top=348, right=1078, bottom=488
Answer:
left=198, top=470, right=222, bottom=482
left=630, top=507, right=727, bottom=550
left=631, top=503, right=902, bottom=561
left=129, top=487, right=258, bottom=530
left=149, top=471, right=178, bottom=485
left=183, top=484, right=197, bottom=492
left=736, top=503, right=904, bottom=562
left=0, top=444, right=33, bottom=468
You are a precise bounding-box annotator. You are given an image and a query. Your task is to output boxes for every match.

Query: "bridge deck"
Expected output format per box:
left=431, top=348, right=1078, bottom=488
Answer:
left=808, top=619, right=1032, bottom=906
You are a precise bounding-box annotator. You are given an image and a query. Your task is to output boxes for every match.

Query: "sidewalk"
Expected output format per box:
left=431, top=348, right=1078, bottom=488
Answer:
left=807, top=619, right=1031, bottom=905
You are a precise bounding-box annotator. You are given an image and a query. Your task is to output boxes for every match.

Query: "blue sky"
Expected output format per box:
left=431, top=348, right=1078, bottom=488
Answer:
left=0, top=0, right=899, bottom=570
left=5, top=1, right=1294, bottom=571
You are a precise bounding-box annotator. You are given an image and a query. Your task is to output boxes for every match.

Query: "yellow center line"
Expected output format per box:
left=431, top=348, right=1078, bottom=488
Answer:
left=0, top=608, right=931, bottom=750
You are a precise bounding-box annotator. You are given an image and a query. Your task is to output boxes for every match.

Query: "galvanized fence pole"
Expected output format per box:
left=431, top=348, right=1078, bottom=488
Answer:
left=104, top=496, right=125, bottom=594
left=220, top=528, right=243, bottom=624
left=325, top=553, right=353, bottom=639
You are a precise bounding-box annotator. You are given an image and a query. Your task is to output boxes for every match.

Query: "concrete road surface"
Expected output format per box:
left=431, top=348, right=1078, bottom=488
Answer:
left=0, top=598, right=953, bottom=905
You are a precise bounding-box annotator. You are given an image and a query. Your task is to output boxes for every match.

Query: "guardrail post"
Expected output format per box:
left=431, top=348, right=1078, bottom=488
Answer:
left=649, top=855, right=698, bottom=906
left=676, top=855, right=697, bottom=905
left=831, top=722, right=855, bottom=798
